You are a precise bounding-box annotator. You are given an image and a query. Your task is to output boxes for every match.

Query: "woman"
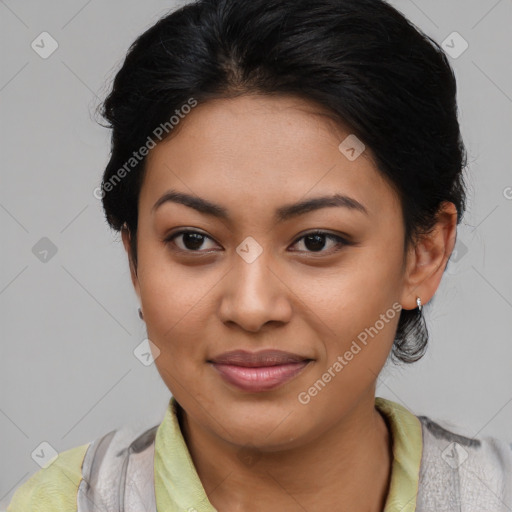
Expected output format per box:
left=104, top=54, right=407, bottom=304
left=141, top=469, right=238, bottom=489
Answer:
left=8, top=0, right=512, bottom=510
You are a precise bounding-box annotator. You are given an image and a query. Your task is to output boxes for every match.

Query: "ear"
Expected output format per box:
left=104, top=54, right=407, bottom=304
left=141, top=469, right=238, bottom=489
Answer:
left=121, top=224, right=141, bottom=301
left=399, top=201, right=458, bottom=310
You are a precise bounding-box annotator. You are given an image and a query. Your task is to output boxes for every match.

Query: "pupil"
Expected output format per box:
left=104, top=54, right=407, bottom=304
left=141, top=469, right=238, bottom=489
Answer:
left=305, top=234, right=325, bottom=252
left=184, top=233, right=204, bottom=250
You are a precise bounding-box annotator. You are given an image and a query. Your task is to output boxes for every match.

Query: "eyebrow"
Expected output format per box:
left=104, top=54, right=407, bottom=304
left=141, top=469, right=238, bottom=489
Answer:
left=152, top=189, right=369, bottom=222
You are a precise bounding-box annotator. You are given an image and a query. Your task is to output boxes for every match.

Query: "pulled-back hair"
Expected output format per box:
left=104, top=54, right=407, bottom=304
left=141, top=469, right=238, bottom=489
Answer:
left=98, top=0, right=468, bottom=364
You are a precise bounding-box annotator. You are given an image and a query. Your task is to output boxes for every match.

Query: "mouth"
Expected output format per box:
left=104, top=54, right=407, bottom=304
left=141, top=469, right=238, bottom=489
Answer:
left=207, top=349, right=314, bottom=392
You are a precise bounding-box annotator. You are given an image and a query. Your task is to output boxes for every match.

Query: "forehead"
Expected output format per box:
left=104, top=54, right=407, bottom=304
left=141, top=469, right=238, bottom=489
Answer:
left=140, top=94, right=401, bottom=221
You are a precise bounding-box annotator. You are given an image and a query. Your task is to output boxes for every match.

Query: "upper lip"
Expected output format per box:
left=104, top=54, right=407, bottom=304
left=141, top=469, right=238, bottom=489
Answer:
left=208, top=349, right=312, bottom=367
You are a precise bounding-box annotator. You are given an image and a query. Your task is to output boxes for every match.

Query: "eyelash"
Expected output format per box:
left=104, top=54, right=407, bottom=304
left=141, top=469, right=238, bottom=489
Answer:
left=162, top=229, right=350, bottom=256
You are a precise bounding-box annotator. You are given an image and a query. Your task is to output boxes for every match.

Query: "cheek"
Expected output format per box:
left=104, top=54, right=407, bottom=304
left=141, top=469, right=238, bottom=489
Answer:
left=298, top=278, right=401, bottom=414
left=309, top=238, right=404, bottom=364
left=136, top=245, right=210, bottom=362
left=141, top=268, right=210, bottom=398
left=138, top=238, right=193, bottom=315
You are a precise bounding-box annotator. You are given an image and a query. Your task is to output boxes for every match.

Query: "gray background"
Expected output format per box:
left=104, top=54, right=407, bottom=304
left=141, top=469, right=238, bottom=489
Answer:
left=1, top=0, right=511, bottom=506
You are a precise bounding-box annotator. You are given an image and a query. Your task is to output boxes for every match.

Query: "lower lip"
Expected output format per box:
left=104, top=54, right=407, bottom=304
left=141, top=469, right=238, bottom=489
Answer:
left=210, top=361, right=312, bottom=392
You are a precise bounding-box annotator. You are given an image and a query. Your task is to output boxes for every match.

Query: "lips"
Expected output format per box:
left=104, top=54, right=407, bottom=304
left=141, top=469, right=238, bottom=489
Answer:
left=208, top=349, right=313, bottom=392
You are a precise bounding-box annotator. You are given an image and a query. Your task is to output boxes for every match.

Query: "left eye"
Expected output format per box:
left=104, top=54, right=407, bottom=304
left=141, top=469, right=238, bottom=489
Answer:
left=291, top=231, right=347, bottom=254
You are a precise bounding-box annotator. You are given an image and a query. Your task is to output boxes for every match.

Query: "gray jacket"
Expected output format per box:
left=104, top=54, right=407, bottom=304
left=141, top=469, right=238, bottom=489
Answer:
left=77, top=414, right=512, bottom=511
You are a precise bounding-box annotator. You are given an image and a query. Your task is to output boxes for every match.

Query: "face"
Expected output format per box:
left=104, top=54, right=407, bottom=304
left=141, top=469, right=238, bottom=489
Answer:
left=124, top=94, right=424, bottom=450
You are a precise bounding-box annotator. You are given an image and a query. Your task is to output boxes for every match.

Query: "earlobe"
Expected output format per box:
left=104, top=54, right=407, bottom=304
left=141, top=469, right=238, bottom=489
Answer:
left=400, top=201, right=458, bottom=310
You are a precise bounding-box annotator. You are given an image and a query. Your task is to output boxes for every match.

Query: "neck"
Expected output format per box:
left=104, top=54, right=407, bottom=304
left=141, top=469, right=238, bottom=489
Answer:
left=178, top=391, right=393, bottom=512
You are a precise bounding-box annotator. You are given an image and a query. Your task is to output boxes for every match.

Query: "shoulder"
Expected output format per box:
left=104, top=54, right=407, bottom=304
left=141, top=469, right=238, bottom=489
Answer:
left=7, top=442, right=90, bottom=512
left=417, top=414, right=512, bottom=510
left=7, top=419, right=161, bottom=512
left=7, top=422, right=159, bottom=512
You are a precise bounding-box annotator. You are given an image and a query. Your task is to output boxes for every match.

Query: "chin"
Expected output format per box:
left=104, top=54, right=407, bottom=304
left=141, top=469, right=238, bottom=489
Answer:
left=214, top=407, right=310, bottom=451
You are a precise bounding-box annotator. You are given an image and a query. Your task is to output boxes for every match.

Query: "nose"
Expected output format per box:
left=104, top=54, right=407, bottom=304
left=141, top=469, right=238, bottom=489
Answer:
left=218, top=249, right=293, bottom=332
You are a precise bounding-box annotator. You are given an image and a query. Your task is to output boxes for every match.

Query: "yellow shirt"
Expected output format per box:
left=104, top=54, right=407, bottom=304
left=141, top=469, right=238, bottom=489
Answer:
left=7, top=396, right=423, bottom=511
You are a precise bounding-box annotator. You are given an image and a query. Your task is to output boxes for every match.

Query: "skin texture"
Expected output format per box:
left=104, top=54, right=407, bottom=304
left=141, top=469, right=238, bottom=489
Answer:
left=122, top=94, right=457, bottom=511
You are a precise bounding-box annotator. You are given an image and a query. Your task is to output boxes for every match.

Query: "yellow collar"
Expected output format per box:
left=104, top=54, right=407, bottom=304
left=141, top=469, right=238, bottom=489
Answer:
left=155, top=396, right=422, bottom=511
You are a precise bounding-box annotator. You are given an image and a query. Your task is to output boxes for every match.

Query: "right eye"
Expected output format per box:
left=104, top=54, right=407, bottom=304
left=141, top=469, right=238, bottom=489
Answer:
left=163, top=230, right=221, bottom=253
